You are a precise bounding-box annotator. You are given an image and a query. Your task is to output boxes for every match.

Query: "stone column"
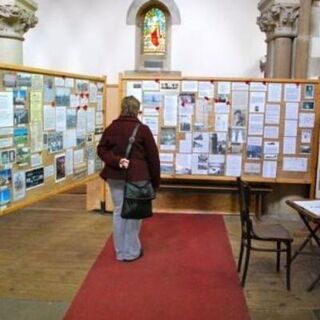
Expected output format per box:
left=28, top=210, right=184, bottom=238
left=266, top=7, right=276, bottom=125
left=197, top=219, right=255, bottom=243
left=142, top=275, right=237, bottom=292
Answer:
left=257, top=0, right=300, bottom=78
left=307, top=0, right=320, bottom=78
left=256, top=6, right=275, bottom=77
left=0, top=0, right=38, bottom=65
left=292, top=0, right=312, bottom=78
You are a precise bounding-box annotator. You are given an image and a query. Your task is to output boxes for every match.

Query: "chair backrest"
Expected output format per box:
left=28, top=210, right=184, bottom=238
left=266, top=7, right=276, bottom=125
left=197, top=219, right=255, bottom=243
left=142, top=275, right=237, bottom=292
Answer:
left=237, top=177, right=253, bottom=237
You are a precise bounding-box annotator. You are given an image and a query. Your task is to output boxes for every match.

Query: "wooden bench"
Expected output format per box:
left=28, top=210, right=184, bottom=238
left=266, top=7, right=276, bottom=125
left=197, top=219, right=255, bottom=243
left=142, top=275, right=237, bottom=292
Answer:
left=159, top=179, right=273, bottom=219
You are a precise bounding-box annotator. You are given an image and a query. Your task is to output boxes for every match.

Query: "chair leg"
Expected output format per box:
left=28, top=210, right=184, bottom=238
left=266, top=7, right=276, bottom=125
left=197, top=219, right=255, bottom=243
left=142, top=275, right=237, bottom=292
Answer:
left=241, top=244, right=251, bottom=287
left=238, top=240, right=244, bottom=272
left=286, top=242, right=291, bottom=291
left=276, top=242, right=280, bottom=272
left=307, top=273, right=320, bottom=292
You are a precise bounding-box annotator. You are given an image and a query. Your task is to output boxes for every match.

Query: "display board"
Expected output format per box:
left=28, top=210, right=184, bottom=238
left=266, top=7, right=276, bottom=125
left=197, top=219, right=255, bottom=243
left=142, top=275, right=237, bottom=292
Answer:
left=0, top=63, right=106, bottom=215
left=120, top=74, right=320, bottom=194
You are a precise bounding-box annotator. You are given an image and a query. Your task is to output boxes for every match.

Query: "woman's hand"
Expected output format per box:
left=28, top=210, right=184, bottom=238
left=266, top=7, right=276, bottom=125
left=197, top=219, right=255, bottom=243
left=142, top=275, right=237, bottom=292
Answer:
left=119, top=158, right=130, bottom=169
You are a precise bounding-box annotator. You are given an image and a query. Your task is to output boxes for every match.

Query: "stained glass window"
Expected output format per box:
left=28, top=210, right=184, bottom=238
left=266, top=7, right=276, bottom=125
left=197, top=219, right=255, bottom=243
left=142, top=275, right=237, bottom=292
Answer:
left=143, top=8, right=166, bottom=55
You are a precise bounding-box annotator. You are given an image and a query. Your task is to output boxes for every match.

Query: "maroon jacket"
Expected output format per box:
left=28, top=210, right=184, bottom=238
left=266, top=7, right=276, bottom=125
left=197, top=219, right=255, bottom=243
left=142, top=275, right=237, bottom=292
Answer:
left=97, top=116, right=161, bottom=190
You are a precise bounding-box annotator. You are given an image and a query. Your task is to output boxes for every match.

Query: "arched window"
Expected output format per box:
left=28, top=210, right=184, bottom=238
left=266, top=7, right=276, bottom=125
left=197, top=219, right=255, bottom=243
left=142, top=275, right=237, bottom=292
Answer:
left=127, top=0, right=181, bottom=72
left=143, top=8, right=166, bottom=55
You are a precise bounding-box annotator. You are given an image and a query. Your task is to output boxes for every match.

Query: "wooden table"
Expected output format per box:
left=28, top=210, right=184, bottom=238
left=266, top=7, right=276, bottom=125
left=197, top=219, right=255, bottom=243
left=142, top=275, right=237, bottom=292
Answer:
left=286, top=199, right=320, bottom=291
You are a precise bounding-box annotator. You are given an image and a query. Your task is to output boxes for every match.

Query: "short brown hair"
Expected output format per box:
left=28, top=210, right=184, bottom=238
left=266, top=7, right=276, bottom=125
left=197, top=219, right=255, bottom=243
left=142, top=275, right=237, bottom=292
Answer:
left=120, top=96, right=140, bottom=117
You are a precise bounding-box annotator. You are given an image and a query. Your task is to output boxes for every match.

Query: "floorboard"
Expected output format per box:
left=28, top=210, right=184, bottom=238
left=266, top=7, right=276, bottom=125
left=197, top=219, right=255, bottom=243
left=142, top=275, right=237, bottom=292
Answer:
left=0, top=194, right=319, bottom=320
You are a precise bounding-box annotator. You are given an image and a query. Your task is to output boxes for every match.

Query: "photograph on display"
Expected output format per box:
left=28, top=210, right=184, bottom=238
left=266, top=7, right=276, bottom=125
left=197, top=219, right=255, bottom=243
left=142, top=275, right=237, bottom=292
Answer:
left=97, top=83, right=104, bottom=94
left=13, top=89, right=27, bottom=106
left=209, top=132, right=227, bottom=154
left=1, top=149, right=16, bottom=165
left=193, top=122, right=205, bottom=132
left=304, top=84, right=314, bottom=99
left=44, top=77, right=55, bottom=103
left=14, top=127, right=29, bottom=145
left=76, top=80, right=89, bottom=92
left=95, top=127, right=104, bottom=135
left=0, top=168, right=12, bottom=186
left=86, top=133, right=94, bottom=145
left=300, top=145, right=311, bottom=155
left=16, top=147, right=31, bottom=166
left=76, top=132, right=86, bottom=147
left=55, top=88, right=71, bottom=106
left=143, top=92, right=162, bottom=107
left=229, top=130, right=245, bottom=154
left=13, top=171, right=26, bottom=201
left=247, top=144, right=262, bottom=159
left=229, top=128, right=246, bottom=144
left=179, top=93, right=195, bottom=108
left=192, top=153, right=208, bottom=175
left=192, top=132, right=209, bottom=153
left=0, top=187, right=11, bottom=206
left=14, top=109, right=29, bottom=126
left=301, top=129, right=312, bottom=143
left=17, top=73, right=32, bottom=86
left=47, top=132, right=63, bottom=153
left=160, top=163, right=174, bottom=174
left=208, top=155, right=225, bottom=176
left=25, top=167, right=44, bottom=190
left=179, top=115, right=192, bottom=132
left=228, top=142, right=243, bottom=154
left=3, top=73, right=17, bottom=87
left=208, top=162, right=225, bottom=176
left=232, top=108, right=246, bottom=127
left=55, top=154, right=66, bottom=182
left=160, top=127, right=176, bottom=150
left=66, top=109, right=77, bottom=129
left=302, top=101, right=314, bottom=111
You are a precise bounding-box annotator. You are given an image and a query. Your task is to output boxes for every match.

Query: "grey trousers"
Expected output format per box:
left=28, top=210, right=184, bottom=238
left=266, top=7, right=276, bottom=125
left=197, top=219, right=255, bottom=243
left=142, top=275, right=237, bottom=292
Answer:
left=107, top=179, right=142, bottom=261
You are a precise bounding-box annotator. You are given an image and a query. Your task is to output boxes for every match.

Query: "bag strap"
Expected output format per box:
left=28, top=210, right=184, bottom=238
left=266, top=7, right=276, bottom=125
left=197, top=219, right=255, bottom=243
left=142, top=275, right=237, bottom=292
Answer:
left=125, top=123, right=140, bottom=160
left=123, top=123, right=140, bottom=182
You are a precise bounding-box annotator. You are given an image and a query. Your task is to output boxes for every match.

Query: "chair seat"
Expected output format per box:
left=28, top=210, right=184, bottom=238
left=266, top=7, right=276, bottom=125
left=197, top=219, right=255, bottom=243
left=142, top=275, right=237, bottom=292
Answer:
left=253, top=223, right=293, bottom=241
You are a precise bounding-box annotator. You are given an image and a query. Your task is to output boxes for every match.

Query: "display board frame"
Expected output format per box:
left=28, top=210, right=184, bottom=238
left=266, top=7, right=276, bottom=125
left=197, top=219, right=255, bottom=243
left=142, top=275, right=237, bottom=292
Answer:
left=0, top=63, right=106, bottom=216
left=119, top=74, right=320, bottom=197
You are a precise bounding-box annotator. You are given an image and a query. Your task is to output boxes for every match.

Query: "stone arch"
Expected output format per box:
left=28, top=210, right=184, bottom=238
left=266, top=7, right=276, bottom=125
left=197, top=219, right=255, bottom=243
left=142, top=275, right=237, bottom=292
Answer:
left=126, top=0, right=181, bottom=25
left=127, top=0, right=180, bottom=71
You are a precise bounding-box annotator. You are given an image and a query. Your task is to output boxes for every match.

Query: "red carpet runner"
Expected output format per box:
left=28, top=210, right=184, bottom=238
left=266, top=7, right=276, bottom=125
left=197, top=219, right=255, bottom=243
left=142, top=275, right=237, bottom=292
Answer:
left=64, top=214, right=250, bottom=320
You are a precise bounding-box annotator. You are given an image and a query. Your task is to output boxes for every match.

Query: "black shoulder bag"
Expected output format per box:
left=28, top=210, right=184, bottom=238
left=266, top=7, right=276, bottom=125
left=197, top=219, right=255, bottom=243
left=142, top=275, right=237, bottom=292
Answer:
left=121, top=124, right=156, bottom=219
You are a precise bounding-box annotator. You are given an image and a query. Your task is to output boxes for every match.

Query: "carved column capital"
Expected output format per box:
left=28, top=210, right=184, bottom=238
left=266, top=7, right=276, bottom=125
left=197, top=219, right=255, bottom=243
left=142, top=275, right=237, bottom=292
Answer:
left=257, top=9, right=276, bottom=40
left=257, top=3, right=300, bottom=40
left=0, top=4, right=38, bottom=40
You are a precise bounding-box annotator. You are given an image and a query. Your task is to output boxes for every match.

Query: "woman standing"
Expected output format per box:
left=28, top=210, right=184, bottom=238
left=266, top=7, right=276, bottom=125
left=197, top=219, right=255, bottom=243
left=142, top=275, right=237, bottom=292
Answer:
left=97, top=96, right=160, bottom=262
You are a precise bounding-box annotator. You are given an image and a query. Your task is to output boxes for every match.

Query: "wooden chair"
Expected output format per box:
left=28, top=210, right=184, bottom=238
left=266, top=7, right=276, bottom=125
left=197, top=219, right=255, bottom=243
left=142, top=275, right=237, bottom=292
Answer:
left=236, top=177, right=293, bottom=290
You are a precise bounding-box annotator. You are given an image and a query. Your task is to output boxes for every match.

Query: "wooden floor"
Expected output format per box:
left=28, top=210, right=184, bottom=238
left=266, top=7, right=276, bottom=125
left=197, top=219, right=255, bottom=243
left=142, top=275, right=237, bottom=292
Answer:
left=0, top=194, right=319, bottom=320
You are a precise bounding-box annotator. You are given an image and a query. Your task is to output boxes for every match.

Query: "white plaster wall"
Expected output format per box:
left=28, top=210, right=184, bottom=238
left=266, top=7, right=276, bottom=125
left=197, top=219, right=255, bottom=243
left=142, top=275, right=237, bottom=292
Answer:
left=24, top=0, right=266, bottom=83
